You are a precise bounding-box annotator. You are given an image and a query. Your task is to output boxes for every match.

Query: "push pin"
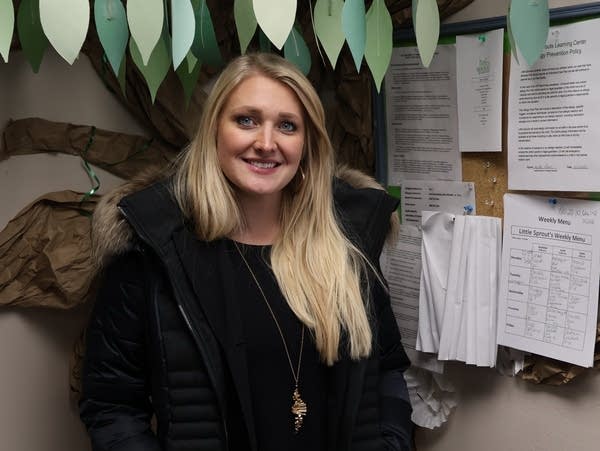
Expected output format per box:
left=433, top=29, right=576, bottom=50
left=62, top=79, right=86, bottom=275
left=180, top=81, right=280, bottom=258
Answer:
left=464, top=204, right=474, bottom=215
left=548, top=198, right=557, bottom=205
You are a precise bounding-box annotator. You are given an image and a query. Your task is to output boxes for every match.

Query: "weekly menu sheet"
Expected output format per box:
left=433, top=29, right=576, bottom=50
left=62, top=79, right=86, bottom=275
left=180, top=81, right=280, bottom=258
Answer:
left=497, top=194, right=600, bottom=367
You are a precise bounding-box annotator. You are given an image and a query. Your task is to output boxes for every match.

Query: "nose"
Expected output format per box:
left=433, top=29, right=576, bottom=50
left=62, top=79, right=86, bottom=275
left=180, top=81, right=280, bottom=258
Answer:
left=255, top=125, right=276, bottom=152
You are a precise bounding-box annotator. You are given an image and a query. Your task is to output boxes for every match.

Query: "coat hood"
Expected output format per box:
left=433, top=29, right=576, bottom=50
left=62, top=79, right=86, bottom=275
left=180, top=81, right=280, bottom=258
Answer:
left=91, top=166, right=399, bottom=268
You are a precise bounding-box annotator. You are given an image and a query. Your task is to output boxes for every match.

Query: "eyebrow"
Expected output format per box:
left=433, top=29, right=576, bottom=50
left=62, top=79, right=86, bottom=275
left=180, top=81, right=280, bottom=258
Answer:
left=231, top=106, right=303, bottom=121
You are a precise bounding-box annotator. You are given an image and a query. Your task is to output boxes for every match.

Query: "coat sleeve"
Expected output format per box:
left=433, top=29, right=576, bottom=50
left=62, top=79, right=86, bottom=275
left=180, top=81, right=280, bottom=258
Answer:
left=79, top=250, right=161, bottom=451
left=370, top=196, right=413, bottom=451
left=372, top=279, right=413, bottom=451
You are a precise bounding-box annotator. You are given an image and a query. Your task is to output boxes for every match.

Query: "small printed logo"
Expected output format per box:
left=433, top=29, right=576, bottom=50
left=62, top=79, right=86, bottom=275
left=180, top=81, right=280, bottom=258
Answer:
left=477, top=57, right=490, bottom=75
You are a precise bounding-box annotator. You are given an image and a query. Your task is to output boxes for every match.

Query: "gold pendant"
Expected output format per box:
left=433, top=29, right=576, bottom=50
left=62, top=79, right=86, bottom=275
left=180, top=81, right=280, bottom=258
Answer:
left=291, top=387, right=308, bottom=433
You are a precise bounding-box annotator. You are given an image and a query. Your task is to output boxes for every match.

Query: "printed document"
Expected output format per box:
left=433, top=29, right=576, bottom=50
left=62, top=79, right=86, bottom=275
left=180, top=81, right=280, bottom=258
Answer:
left=398, top=180, right=475, bottom=226
left=508, top=19, right=600, bottom=191
left=385, top=45, right=461, bottom=183
left=456, top=29, right=504, bottom=152
left=498, top=194, right=600, bottom=367
left=381, top=224, right=422, bottom=350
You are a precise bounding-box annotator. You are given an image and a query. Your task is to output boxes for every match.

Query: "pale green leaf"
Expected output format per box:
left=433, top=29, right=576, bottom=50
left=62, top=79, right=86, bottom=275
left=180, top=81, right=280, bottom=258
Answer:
left=342, top=0, right=366, bottom=72
left=127, top=0, right=163, bottom=65
left=506, top=6, right=520, bottom=65
left=94, top=0, right=129, bottom=75
left=313, top=0, right=345, bottom=68
left=413, top=0, right=440, bottom=67
left=284, top=26, right=311, bottom=75
left=365, top=0, right=392, bottom=92
left=176, top=50, right=202, bottom=108
left=172, top=0, right=196, bottom=70
left=39, top=0, right=89, bottom=64
left=130, top=26, right=171, bottom=103
left=234, top=0, right=257, bottom=54
left=17, top=0, right=48, bottom=72
left=0, top=0, right=14, bottom=62
left=509, top=0, right=549, bottom=66
left=191, top=0, right=222, bottom=67
left=253, top=0, right=296, bottom=50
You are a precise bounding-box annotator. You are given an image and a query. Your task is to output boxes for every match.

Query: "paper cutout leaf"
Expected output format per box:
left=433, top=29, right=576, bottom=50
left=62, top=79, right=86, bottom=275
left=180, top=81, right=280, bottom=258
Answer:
left=130, top=29, right=171, bottom=103
left=234, top=0, right=257, bottom=54
left=127, top=0, right=163, bottom=66
left=0, top=0, right=14, bottom=62
left=342, top=0, right=366, bottom=72
left=94, top=0, right=129, bottom=76
left=365, top=0, right=392, bottom=92
left=413, top=0, right=440, bottom=68
left=284, top=26, right=311, bottom=75
left=176, top=50, right=202, bottom=108
left=117, top=51, right=127, bottom=96
left=172, top=0, right=196, bottom=70
left=191, top=0, right=222, bottom=67
left=39, top=0, right=89, bottom=65
left=313, top=0, right=345, bottom=68
left=253, top=0, right=296, bottom=50
left=509, top=0, right=549, bottom=66
left=17, top=0, right=48, bottom=72
left=506, top=6, right=520, bottom=65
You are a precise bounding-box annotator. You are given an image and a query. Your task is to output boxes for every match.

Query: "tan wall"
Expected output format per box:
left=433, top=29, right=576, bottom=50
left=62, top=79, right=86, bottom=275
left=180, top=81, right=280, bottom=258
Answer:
left=0, top=50, right=144, bottom=451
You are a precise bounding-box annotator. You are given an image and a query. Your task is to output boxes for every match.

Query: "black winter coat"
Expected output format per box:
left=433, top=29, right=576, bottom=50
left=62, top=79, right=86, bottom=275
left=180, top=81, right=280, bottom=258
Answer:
left=79, top=176, right=412, bottom=451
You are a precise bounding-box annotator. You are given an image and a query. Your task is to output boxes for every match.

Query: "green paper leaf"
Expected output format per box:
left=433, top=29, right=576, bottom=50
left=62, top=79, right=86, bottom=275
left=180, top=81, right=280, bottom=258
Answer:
left=17, top=0, right=48, bottom=72
left=509, top=0, right=549, bottom=66
left=172, top=0, right=195, bottom=69
left=342, top=0, right=366, bottom=72
left=130, top=26, right=171, bottom=103
left=413, top=0, right=440, bottom=68
left=39, top=0, right=89, bottom=64
left=127, top=0, right=163, bottom=65
left=117, top=51, right=127, bottom=96
left=94, top=0, right=129, bottom=76
left=506, top=6, right=520, bottom=65
left=234, top=0, right=257, bottom=54
left=191, top=0, right=222, bottom=67
left=284, top=26, right=311, bottom=75
left=0, top=0, right=14, bottom=62
left=313, top=0, right=345, bottom=69
left=176, top=50, right=202, bottom=108
left=365, top=0, right=392, bottom=93
left=253, top=0, right=296, bottom=50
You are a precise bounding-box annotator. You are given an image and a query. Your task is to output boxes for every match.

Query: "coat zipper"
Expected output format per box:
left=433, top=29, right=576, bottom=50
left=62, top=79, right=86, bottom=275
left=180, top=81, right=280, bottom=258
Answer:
left=118, top=206, right=230, bottom=450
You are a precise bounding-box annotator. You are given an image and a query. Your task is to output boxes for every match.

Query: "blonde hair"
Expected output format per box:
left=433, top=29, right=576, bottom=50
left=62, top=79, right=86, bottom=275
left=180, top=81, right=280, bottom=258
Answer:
left=173, top=53, right=372, bottom=364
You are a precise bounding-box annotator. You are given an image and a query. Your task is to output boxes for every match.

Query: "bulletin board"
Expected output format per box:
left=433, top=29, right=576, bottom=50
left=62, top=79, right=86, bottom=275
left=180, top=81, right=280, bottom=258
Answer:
left=374, top=2, right=600, bottom=219
left=374, top=2, right=600, bottom=384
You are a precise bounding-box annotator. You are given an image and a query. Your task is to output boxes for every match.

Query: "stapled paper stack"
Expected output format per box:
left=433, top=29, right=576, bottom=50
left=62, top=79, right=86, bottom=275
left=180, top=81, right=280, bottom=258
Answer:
left=417, top=211, right=502, bottom=367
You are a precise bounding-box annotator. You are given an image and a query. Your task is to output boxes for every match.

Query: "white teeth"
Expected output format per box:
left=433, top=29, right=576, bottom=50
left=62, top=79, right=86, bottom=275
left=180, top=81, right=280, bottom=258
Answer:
left=250, top=161, right=277, bottom=169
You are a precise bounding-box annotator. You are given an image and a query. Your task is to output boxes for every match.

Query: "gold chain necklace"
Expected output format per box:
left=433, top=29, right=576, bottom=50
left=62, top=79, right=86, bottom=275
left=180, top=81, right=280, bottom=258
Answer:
left=233, top=241, right=308, bottom=433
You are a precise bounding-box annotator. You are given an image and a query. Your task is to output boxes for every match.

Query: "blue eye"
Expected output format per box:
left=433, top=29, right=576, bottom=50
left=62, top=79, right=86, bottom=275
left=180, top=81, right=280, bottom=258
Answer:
left=236, top=116, right=254, bottom=127
left=280, top=120, right=296, bottom=132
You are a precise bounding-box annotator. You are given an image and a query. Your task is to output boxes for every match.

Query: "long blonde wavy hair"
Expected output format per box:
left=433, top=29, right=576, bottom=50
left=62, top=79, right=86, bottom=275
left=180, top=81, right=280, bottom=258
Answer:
left=173, top=53, right=372, bottom=364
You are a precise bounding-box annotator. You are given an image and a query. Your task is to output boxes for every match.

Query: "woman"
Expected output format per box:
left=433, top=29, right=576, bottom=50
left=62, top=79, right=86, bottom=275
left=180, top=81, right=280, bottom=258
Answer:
left=80, top=53, right=412, bottom=451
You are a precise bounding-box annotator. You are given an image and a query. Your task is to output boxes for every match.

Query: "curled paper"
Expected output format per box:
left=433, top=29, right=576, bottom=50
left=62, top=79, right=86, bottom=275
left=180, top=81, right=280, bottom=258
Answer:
left=404, top=366, right=457, bottom=429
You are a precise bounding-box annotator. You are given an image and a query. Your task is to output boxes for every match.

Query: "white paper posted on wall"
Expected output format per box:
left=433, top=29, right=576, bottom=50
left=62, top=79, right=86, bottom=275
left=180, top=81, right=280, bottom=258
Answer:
left=498, top=194, right=600, bottom=367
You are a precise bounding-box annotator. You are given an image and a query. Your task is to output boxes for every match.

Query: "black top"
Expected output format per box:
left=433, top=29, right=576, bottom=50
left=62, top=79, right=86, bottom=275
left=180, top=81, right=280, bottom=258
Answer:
left=223, top=240, right=327, bottom=451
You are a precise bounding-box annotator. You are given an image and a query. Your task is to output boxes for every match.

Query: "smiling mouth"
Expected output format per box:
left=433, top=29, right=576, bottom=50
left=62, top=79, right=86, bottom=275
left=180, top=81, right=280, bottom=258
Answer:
left=244, top=159, right=280, bottom=169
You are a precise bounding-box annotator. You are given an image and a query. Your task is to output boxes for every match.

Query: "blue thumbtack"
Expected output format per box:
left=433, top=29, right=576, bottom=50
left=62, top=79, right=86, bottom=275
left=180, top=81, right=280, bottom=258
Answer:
left=464, top=204, right=474, bottom=215
left=548, top=198, right=557, bottom=205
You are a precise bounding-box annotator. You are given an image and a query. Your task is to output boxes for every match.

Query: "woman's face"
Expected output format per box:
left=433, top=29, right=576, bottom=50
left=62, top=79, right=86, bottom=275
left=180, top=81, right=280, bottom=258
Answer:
left=216, top=74, right=305, bottom=204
